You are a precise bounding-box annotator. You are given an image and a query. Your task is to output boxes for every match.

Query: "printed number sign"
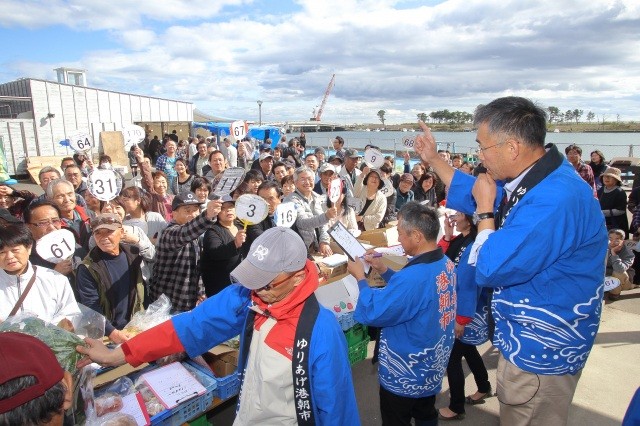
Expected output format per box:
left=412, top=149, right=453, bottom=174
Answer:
left=36, top=229, right=75, bottom=264
left=274, top=202, right=297, bottom=228
left=327, top=178, right=342, bottom=204
left=380, top=178, right=394, bottom=196
left=230, top=120, right=248, bottom=141
left=122, top=124, right=146, bottom=149
left=87, top=169, right=122, bottom=201
left=402, top=136, right=415, bottom=149
left=213, top=167, right=246, bottom=197
left=67, top=131, right=93, bottom=152
left=603, top=276, right=621, bottom=292
left=364, top=148, right=384, bottom=168
left=235, top=194, right=268, bottom=225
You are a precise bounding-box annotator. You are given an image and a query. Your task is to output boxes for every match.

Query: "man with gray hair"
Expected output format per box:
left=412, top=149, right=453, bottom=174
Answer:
left=414, top=96, right=607, bottom=425
left=77, top=227, right=360, bottom=425
left=33, top=166, right=88, bottom=208
left=284, top=166, right=336, bottom=257
left=348, top=202, right=456, bottom=426
left=47, top=179, right=91, bottom=246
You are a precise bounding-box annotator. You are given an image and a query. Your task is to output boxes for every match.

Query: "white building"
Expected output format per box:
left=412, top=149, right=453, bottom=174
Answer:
left=0, top=71, right=192, bottom=175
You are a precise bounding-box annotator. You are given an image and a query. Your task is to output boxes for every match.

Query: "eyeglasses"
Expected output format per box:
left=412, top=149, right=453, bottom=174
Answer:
left=256, top=273, right=294, bottom=292
left=30, top=218, right=62, bottom=228
left=475, top=141, right=505, bottom=154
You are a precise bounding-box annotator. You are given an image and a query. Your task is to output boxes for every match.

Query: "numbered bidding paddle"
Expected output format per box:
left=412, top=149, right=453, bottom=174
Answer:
left=235, top=194, right=268, bottom=229
left=327, top=178, right=343, bottom=207
left=67, top=131, right=94, bottom=153
left=122, top=124, right=146, bottom=150
left=230, top=120, right=248, bottom=142
left=402, top=136, right=415, bottom=149
left=273, top=202, right=297, bottom=228
left=603, top=276, right=621, bottom=292
left=380, top=178, right=394, bottom=197
left=36, top=229, right=75, bottom=264
left=364, top=148, right=385, bottom=169
left=210, top=167, right=246, bottom=199
left=87, top=169, right=123, bottom=202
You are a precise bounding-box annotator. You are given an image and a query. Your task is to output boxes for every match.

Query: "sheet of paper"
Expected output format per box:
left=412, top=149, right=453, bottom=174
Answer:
left=375, top=244, right=406, bottom=256
left=328, top=222, right=370, bottom=274
left=119, top=393, right=150, bottom=426
left=141, top=362, right=206, bottom=410
left=319, top=253, right=349, bottom=267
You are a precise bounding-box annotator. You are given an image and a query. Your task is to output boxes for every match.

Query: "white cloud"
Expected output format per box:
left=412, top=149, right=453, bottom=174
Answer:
left=1, top=0, right=639, bottom=123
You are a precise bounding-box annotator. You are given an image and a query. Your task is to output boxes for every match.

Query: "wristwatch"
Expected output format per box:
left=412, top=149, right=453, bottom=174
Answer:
left=473, top=211, right=495, bottom=225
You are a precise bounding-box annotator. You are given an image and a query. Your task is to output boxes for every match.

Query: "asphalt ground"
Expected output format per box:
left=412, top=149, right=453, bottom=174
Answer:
left=10, top=179, right=640, bottom=425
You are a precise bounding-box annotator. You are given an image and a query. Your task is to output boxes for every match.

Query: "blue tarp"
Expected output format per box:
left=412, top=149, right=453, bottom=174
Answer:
left=193, top=122, right=281, bottom=148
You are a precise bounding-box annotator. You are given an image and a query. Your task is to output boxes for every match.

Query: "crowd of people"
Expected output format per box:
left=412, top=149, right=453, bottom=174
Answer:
left=0, top=96, right=638, bottom=425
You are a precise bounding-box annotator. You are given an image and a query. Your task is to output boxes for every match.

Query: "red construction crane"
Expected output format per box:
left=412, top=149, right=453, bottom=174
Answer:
left=310, top=74, right=335, bottom=122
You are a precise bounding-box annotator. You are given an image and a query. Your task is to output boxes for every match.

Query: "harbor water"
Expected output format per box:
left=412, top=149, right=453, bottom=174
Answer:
left=299, top=130, right=639, bottom=163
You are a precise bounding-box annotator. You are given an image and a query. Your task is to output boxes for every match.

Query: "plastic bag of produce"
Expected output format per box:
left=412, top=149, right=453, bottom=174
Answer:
left=123, top=294, right=172, bottom=336
left=0, top=314, right=86, bottom=373
left=69, top=303, right=107, bottom=339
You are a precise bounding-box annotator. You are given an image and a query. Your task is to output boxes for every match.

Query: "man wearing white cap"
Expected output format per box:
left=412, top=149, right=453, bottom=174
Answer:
left=313, top=163, right=337, bottom=196
left=77, top=227, right=359, bottom=425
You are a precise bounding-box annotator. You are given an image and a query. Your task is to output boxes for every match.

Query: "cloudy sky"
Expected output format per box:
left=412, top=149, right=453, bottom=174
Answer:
left=1, top=0, right=639, bottom=125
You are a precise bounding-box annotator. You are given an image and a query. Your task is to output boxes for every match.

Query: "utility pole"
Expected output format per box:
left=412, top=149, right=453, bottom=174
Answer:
left=257, top=100, right=263, bottom=126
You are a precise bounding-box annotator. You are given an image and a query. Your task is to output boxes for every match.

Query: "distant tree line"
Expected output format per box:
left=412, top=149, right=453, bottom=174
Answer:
left=416, top=110, right=473, bottom=124
left=383, top=105, right=606, bottom=126
left=546, top=106, right=597, bottom=124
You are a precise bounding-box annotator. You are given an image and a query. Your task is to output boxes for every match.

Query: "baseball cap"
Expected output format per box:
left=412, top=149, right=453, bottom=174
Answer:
left=220, top=194, right=235, bottom=204
left=259, top=143, right=272, bottom=152
left=400, top=173, right=414, bottom=183
left=230, top=227, right=307, bottom=290
left=172, top=191, right=203, bottom=210
left=345, top=148, right=360, bottom=158
left=90, top=213, right=122, bottom=231
left=314, top=147, right=326, bottom=156
left=327, top=155, right=344, bottom=164
left=318, top=163, right=337, bottom=174
left=259, top=152, right=274, bottom=162
left=0, top=208, right=21, bottom=224
left=0, top=332, right=64, bottom=414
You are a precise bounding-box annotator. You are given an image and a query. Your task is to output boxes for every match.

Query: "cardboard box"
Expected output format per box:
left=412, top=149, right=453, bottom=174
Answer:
left=357, top=226, right=399, bottom=248
left=94, top=362, right=149, bottom=388
left=314, top=254, right=349, bottom=280
left=366, top=254, right=408, bottom=287
left=202, top=345, right=238, bottom=378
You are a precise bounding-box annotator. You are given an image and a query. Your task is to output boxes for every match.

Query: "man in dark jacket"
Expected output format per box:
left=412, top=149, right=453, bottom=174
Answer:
left=76, top=213, right=146, bottom=344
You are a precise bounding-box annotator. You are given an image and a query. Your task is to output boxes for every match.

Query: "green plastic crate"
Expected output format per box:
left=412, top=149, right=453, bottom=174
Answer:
left=187, top=414, right=212, bottom=425
left=343, top=323, right=368, bottom=347
left=348, top=337, right=370, bottom=365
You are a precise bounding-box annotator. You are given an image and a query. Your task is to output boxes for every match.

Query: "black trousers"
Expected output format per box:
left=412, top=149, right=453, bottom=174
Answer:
left=379, top=386, right=437, bottom=426
left=445, top=339, right=491, bottom=414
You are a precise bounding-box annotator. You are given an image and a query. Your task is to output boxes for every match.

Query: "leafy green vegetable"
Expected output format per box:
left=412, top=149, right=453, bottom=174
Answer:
left=0, top=316, right=86, bottom=373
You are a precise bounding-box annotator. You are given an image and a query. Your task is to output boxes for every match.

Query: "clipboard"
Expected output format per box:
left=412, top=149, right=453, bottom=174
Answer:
left=328, top=222, right=371, bottom=275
